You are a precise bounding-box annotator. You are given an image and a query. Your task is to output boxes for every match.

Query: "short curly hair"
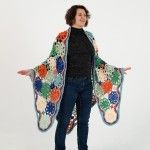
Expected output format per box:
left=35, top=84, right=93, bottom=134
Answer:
left=65, top=5, right=91, bottom=27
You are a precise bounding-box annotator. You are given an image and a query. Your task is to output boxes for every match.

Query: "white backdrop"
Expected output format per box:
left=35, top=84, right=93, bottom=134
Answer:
left=0, top=0, right=150, bottom=150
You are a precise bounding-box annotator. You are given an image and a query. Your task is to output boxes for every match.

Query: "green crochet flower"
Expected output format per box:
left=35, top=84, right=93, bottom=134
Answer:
left=45, top=70, right=55, bottom=83
left=111, top=70, right=121, bottom=85
left=95, top=55, right=102, bottom=68
left=54, top=74, right=63, bottom=88
left=40, top=82, right=50, bottom=99
left=55, top=42, right=65, bottom=56
left=105, top=64, right=114, bottom=77
left=95, top=83, right=104, bottom=98
left=99, top=98, right=110, bottom=111
left=50, top=43, right=57, bottom=57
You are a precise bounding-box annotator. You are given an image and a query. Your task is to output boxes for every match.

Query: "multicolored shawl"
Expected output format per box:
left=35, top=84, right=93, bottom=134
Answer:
left=29, top=27, right=125, bottom=134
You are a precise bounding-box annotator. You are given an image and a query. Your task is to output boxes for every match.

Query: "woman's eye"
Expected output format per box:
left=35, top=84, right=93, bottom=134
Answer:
left=78, top=13, right=87, bottom=17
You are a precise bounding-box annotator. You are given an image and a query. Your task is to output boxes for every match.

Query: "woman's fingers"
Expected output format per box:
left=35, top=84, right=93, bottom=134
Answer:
left=17, top=70, right=25, bottom=75
left=123, top=67, right=131, bottom=74
left=17, top=69, right=31, bottom=76
left=124, top=67, right=131, bottom=71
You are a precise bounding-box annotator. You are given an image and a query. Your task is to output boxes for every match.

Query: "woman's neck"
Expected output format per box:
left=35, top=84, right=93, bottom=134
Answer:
left=71, top=25, right=83, bottom=29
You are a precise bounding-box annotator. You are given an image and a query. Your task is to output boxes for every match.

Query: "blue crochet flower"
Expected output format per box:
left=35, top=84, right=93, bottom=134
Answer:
left=45, top=101, right=56, bottom=116
left=34, top=77, right=42, bottom=91
left=56, top=56, right=64, bottom=73
left=108, top=91, right=119, bottom=104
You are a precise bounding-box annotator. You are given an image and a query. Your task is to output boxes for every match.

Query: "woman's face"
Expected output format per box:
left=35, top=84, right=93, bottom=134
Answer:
left=73, top=8, right=87, bottom=28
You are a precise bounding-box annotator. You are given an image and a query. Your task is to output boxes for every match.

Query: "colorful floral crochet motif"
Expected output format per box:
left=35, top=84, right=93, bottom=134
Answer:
left=95, top=57, right=123, bottom=125
left=29, top=27, right=125, bottom=133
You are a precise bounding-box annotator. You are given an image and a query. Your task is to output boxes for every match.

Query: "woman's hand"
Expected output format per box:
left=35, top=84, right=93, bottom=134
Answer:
left=122, top=67, right=131, bottom=74
left=17, top=69, right=32, bottom=76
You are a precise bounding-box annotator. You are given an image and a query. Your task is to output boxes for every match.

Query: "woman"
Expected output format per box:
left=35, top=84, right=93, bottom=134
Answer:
left=17, top=5, right=131, bottom=150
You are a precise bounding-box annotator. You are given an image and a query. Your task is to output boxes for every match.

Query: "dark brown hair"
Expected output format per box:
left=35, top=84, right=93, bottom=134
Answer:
left=65, top=5, right=91, bottom=27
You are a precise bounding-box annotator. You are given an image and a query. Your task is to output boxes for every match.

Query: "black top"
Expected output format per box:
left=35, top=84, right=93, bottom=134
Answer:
left=66, top=26, right=95, bottom=78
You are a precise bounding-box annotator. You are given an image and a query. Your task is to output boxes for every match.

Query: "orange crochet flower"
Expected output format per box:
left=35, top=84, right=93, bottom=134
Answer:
left=101, top=80, right=112, bottom=94
left=49, top=87, right=60, bottom=103
left=57, top=31, right=68, bottom=42
left=38, top=64, right=47, bottom=78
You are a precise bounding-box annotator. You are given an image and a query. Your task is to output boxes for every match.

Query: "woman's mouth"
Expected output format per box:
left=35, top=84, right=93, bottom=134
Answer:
left=80, top=20, right=85, bottom=23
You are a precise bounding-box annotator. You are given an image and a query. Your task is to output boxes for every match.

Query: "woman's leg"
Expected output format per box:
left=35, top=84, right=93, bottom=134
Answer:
left=55, top=78, right=79, bottom=150
left=76, top=77, right=93, bottom=150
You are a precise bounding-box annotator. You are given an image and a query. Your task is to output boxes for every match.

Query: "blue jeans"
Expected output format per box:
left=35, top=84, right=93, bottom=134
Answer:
left=55, top=76, right=93, bottom=150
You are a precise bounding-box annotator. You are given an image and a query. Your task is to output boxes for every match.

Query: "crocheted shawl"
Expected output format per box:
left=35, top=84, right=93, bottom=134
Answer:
left=29, top=27, right=125, bottom=134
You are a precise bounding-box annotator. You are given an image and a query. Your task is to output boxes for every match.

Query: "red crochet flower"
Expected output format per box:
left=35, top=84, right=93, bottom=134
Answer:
left=38, top=64, right=47, bottom=78
left=101, top=80, right=112, bottom=94
left=56, top=31, right=68, bottom=42
left=49, top=87, right=60, bottom=103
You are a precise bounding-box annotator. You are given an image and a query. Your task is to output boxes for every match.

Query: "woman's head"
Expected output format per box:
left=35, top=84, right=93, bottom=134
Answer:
left=65, top=5, right=91, bottom=28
